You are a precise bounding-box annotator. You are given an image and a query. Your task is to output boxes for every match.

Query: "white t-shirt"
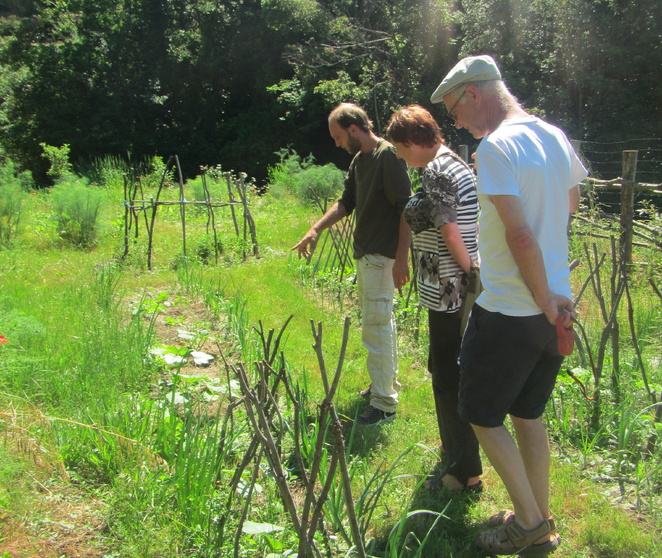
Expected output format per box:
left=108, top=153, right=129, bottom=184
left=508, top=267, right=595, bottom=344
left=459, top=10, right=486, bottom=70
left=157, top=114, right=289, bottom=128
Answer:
left=475, top=116, right=588, bottom=316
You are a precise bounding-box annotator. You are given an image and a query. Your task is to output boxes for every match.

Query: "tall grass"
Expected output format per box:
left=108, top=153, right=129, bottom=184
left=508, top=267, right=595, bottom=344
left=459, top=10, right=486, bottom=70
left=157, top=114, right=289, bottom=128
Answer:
left=0, top=255, right=258, bottom=555
left=0, top=156, right=31, bottom=246
left=0, top=264, right=153, bottom=413
left=0, top=185, right=23, bottom=246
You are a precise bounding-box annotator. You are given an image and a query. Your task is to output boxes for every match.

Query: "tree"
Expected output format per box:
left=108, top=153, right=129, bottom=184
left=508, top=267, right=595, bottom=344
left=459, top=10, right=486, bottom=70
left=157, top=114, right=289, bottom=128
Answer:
left=456, top=0, right=662, bottom=141
left=265, top=0, right=459, bottom=150
left=0, top=0, right=300, bottom=182
left=0, top=0, right=660, bottom=183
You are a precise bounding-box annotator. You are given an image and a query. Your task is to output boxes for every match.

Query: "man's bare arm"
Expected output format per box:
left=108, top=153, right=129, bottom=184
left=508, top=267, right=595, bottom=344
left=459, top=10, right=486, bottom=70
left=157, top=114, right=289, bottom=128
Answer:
left=491, top=194, right=574, bottom=324
left=292, top=201, right=348, bottom=258
left=569, top=185, right=580, bottom=213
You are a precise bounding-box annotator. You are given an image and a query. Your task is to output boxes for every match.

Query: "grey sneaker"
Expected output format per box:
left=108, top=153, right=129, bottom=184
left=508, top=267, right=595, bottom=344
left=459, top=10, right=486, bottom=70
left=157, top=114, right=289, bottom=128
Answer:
left=356, top=405, right=395, bottom=426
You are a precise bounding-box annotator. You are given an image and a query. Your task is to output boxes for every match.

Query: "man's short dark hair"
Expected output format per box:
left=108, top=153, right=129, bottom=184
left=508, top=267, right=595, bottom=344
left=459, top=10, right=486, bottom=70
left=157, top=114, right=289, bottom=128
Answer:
left=329, top=103, right=373, bottom=133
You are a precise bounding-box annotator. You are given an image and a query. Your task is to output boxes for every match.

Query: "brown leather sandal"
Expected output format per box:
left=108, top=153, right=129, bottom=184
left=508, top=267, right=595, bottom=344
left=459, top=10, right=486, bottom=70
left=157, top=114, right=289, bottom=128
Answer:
left=476, top=518, right=560, bottom=556
left=488, top=510, right=556, bottom=532
left=488, top=509, right=516, bottom=527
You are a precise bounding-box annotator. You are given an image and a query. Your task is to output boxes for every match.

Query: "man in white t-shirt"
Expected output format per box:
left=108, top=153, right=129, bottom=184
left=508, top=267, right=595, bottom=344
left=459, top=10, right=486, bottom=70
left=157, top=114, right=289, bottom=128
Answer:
left=430, top=55, right=587, bottom=556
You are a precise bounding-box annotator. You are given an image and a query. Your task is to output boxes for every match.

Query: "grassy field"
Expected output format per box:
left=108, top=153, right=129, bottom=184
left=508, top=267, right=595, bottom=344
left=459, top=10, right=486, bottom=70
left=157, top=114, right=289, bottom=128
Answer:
left=0, top=164, right=660, bottom=557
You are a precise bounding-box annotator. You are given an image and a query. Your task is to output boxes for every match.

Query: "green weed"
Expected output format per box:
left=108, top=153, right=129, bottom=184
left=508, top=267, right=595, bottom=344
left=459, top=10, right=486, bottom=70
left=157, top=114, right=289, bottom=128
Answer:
left=0, top=199, right=20, bottom=246
left=40, top=142, right=73, bottom=180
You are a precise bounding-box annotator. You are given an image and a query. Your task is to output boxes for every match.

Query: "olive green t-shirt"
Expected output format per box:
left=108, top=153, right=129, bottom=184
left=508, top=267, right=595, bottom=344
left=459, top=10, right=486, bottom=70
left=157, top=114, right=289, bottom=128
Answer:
left=339, top=139, right=412, bottom=259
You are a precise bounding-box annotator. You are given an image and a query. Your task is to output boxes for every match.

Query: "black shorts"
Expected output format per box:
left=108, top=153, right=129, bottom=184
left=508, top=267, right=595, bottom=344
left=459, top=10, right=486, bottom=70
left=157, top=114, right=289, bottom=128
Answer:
left=458, top=305, right=564, bottom=428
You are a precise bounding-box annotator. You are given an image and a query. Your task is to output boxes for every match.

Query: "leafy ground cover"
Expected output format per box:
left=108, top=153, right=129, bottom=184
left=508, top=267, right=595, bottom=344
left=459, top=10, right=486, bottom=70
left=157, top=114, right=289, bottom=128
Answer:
left=0, top=162, right=660, bottom=557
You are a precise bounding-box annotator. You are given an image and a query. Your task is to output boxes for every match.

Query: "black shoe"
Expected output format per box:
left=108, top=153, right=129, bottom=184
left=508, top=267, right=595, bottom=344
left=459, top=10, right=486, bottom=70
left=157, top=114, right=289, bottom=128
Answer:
left=359, top=384, right=372, bottom=397
left=356, top=405, right=395, bottom=426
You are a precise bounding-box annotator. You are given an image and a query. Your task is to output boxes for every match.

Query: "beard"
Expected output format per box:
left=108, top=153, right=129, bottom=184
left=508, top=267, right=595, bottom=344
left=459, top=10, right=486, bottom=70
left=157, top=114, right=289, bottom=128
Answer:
left=346, top=134, right=361, bottom=155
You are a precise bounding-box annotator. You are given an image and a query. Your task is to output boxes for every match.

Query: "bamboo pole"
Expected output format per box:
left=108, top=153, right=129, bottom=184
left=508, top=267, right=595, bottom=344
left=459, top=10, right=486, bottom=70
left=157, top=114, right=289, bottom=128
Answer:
left=147, top=196, right=156, bottom=270
left=136, top=176, right=147, bottom=237
left=202, top=171, right=221, bottom=263
left=310, top=318, right=367, bottom=558
left=146, top=156, right=174, bottom=270
left=127, top=199, right=242, bottom=207
left=234, top=173, right=249, bottom=260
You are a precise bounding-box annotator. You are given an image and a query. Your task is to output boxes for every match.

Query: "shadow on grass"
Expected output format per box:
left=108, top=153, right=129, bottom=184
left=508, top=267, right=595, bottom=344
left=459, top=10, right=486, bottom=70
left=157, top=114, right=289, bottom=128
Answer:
left=377, top=475, right=486, bottom=558
left=360, top=453, right=487, bottom=558
left=339, top=397, right=394, bottom=459
left=333, top=397, right=487, bottom=557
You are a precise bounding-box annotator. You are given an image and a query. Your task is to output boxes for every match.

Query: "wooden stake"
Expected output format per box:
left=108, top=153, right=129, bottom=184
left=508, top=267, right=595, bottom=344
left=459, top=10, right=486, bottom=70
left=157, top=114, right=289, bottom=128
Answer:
left=619, top=150, right=638, bottom=264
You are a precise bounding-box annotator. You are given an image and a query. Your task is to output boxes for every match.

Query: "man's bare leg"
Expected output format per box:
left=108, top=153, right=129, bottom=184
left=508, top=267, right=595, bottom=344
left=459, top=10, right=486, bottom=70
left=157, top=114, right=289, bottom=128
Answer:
left=472, top=423, right=545, bottom=530
left=511, top=416, right=554, bottom=531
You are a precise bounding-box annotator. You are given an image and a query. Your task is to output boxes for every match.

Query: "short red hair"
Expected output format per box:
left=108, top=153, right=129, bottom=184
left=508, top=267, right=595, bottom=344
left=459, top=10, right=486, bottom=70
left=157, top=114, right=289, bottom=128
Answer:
left=386, top=105, right=443, bottom=148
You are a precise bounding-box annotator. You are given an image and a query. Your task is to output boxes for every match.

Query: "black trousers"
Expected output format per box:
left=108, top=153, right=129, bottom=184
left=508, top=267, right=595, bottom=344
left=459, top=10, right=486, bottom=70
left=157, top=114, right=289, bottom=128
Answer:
left=428, top=309, right=483, bottom=484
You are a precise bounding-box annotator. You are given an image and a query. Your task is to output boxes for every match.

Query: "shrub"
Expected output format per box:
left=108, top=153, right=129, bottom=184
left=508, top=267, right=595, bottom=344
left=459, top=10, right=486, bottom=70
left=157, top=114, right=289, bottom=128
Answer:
left=295, top=163, right=344, bottom=203
left=139, top=155, right=175, bottom=190
left=267, top=149, right=344, bottom=204
left=40, top=143, right=73, bottom=180
left=50, top=178, right=103, bottom=248
left=0, top=155, right=34, bottom=191
left=88, top=154, right=131, bottom=190
left=266, top=149, right=309, bottom=197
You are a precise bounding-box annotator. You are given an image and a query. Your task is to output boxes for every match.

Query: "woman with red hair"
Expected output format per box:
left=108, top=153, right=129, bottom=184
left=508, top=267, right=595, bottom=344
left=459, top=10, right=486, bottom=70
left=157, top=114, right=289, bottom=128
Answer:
left=387, top=105, right=482, bottom=492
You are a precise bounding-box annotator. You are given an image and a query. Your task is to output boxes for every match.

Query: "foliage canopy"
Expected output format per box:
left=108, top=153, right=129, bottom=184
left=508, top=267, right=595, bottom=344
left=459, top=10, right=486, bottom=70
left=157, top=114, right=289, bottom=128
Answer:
left=0, top=0, right=660, bottom=184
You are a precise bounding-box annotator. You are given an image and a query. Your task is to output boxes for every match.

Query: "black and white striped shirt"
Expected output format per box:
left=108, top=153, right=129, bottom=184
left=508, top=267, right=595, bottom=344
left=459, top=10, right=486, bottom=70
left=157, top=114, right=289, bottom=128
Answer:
left=404, top=149, right=479, bottom=312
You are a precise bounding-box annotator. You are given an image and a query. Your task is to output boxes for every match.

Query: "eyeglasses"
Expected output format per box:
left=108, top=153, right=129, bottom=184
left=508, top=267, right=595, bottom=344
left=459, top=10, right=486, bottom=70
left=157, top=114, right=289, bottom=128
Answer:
left=447, top=88, right=466, bottom=122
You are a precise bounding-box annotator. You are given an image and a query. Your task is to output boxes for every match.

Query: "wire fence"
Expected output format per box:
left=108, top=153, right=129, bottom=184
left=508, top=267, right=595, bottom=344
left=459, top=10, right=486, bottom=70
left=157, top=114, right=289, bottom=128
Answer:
left=573, top=139, right=662, bottom=215
left=576, top=138, right=662, bottom=184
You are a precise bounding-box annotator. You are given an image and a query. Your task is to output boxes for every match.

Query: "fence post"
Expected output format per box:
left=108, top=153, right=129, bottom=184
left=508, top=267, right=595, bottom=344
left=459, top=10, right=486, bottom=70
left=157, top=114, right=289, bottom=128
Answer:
left=175, top=155, right=187, bottom=257
left=620, top=150, right=638, bottom=265
left=225, top=172, right=240, bottom=237
left=459, top=144, right=469, bottom=163
left=122, top=175, right=129, bottom=259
